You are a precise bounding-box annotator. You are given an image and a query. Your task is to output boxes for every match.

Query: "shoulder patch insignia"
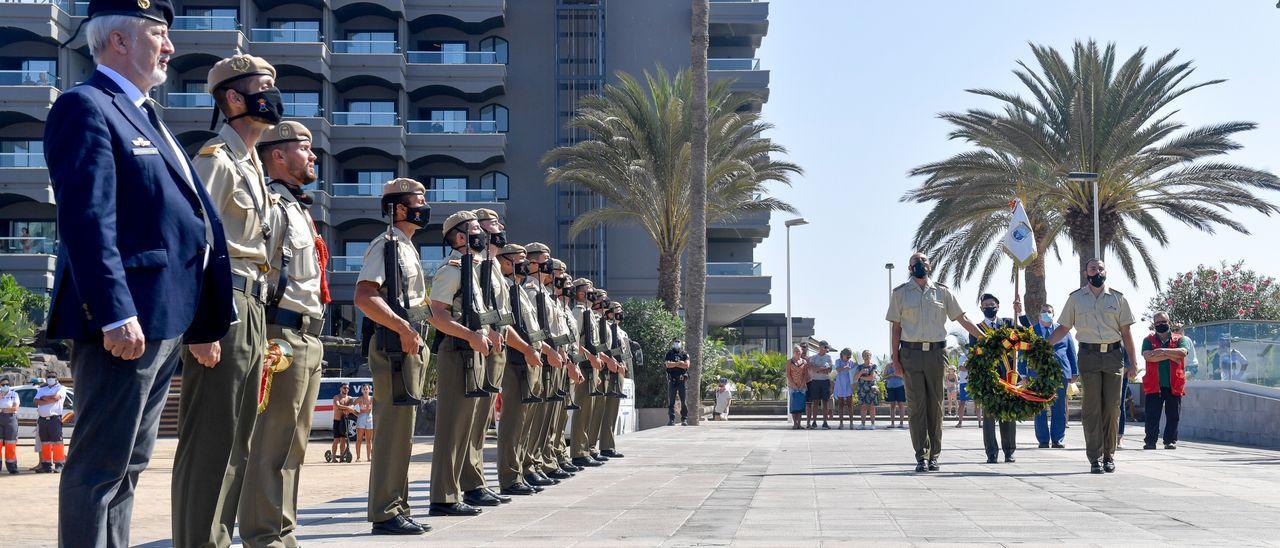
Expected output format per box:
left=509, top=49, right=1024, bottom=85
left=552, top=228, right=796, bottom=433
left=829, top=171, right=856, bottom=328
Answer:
left=198, top=142, right=226, bottom=156
left=448, top=259, right=462, bottom=267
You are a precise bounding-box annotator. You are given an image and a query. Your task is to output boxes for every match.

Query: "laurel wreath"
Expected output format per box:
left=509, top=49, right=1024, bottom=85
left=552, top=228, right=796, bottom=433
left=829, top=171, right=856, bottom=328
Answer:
left=965, top=326, right=1063, bottom=421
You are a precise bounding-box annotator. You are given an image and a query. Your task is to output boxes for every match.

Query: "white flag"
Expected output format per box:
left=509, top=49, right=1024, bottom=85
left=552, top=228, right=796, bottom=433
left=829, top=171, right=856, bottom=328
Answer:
left=1002, top=199, right=1038, bottom=267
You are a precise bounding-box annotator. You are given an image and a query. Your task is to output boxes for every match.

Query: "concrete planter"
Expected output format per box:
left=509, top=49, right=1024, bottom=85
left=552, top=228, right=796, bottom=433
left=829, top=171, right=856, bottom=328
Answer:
left=637, top=407, right=670, bottom=431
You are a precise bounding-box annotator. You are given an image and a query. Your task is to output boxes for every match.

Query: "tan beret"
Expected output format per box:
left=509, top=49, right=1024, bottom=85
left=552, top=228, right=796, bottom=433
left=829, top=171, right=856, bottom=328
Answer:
left=207, top=54, right=276, bottom=93
left=610, top=302, right=623, bottom=311
left=572, top=278, right=594, bottom=289
left=524, top=242, right=550, bottom=255
left=549, top=258, right=566, bottom=271
left=498, top=243, right=526, bottom=256
left=259, top=121, right=311, bottom=147
left=442, top=210, right=477, bottom=236
left=473, top=208, right=500, bottom=222
left=382, top=178, right=425, bottom=196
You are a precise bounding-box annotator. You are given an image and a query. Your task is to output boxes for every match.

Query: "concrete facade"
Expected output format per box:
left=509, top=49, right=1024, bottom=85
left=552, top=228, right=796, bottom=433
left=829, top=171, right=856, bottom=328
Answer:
left=0, top=0, right=775, bottom=339
left=1174, top=380, right=1280, bottom=448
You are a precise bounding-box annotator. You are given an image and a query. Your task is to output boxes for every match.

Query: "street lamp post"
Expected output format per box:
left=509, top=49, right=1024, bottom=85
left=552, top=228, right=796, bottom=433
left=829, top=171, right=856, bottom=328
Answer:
left=885, top=263, right=894, bottom=292
left=784, top=218, right=808, bottom=352
left=1069, top=172, right=1101, bottom=259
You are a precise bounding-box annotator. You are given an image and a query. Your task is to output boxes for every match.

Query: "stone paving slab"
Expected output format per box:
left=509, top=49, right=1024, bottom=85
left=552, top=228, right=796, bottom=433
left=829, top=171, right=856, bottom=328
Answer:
left=202, top=419, right=1280, bottom=546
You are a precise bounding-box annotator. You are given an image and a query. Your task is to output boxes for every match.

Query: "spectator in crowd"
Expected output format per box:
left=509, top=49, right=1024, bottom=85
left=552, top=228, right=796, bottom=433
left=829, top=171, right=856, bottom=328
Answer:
left=1118, top=347, right=1134, bottom=448
left=955, top=356, right=977, bottom=427
left=806, top=341, right=835, bottom=429
left=944, top=365, right=959, bottom=417
left=1141, top=312, right=1189, bottom=450
left=712, top=378, right=732, bottom=421
left=665, top=339, right=691, bottom=426
left=1172, top=324, right=1198, bottom=378
left=832, top=349, right=855, bottom=429
left=1212, top=334, right=1249, bottom=381
left=1024, top=303, right=1077, bottom=449
left=855, top=350, right=879, bottom=430
left=0, top=378, right=18, bottom=474
left=881, top=355, right=907, bottom=429
left=354, top=385, right=375, bottom=461
left=786, top=346, right=810, bottom=430
left=332, top=384, right=354, bottom=462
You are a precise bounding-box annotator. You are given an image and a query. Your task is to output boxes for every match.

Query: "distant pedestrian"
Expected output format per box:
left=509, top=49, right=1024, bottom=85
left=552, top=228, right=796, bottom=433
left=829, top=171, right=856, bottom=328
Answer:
left=882, top=357, right=907, bottom=429
left=943, top=365, right=959, bottom=417
left=665, top=339, right=691, bottom=426
left=1141, top=312, right=1188, bottom=450
left=1172, top=324, right=1198, bottom=378
left=34, top=372, right=67, bottom=473
left=955, top=356, right=975, bottom=427
left=855, top=351, right=879, bottom=429
left=1212, top=334, right=1249, bottom=381
left=785, top=346, right=810, bottom=430
left=354, top=385, right=374, bottom=461
left=0, top=379, right=18, bottom=474
left=712, top=378, right=732, bottom=421
left=832, top=349, right=855, bottom=429
left=332, top=384, right=354, bottom=462
left=806, top=341, right=835, bottom=429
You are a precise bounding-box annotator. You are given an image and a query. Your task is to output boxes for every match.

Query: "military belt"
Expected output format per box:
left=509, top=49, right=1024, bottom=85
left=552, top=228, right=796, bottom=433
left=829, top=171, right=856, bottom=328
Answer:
left=1080, top=341, right=1122, bottom=353
left=898, top=340, right=945, bottom=351
left=231, top=273, right=267, bottom=303
left=266, top=306, right=325, bottom=337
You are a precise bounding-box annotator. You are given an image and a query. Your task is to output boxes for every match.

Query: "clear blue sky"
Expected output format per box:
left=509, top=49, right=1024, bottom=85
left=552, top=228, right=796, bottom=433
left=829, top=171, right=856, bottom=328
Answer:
left=752, top=0, right=1280, bottom=354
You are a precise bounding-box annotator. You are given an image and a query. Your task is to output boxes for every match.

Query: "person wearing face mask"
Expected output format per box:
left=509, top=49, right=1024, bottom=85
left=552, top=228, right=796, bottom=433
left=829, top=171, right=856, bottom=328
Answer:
left=1140, top=312, right=1189, bottom=450
left=969, top=294, right=1018, bottom=463
left=0, top=379, right=17, bottom=474
left=548, top=263, right=587, bottom=473
left=886, top=252, right=983, bottom=473
left=1018, top=304, right=1077, bottom=449
left=236, top=121, right=332, bottom=546
left=665, top=338, right=691, bottom=426
left=171, top=53, right=283, bottom=548
left=569, top=279, right=608, bottom=467
left=494, top=244, right=546, bottom=496
left=33, top=373, right=68, bottom=474
left=520, top=246, right=575, bottom=484
left=355, top=179, right=434, bottom=534
left=598, top=301, right=631, bottom=458
left=1049, top=258, right=1138, bottom=474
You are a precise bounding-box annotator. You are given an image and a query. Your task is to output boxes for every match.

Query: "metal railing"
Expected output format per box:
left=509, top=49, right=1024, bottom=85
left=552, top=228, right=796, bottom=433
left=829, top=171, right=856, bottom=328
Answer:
left=249, top=28, right=321, bottom=43
left=708, top=58, right=761, bottom=70
left=707, top=262, right=762, bottom=276
left=328, top=184, right=496, bottom=202
left=405, top=51, right=499, bottom=64
left=0, top=152, right=46, bottom=168
left=330, top=255, right=444, bottom=273
left=331, top=111, right=398, bottom=126
left=0, top=237, right=57, bottom=255
left=284, top=102, right=322, bottom=117
left=405, top=120, right=497, bottom=134
left=166, top=92, right=213, bottom=108
left=171, top=15, right=238, bottom=31
left=0, top=69, right=58, bottom=87
left=331, top=40, right=399, bottom=54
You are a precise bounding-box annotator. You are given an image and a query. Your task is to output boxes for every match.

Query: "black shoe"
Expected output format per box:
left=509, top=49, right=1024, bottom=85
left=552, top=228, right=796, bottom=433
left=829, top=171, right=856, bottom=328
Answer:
left=485, top=488, right=512, bottom=504
left=1103, top=459, right=1116, bottom=473
left=1164, top=442, right=1177, bottom=450
left=547, top=469, right=574, bottom=480
left=1004, top=455, right=1016, bottom=463
left=927, top=460, right=939, bottom=472
left=35, top=463, right=53, bottom=474
left=821, top=422, right=830, bottom=429
left=501, top=483, right=537, bottom=496
left=572, top=456, right=603, bottom=468
left=402, top=514, right=430, bottom=532
left=1038, top=443, right=1049, bottom=449
left=530, top=483, right=545, bottom=493
left=667, top=420, right=676, bottom=426
left=600, top=449, right=624, bottom=458
left=1143, top=444, right=1157, bottom=450
left=1090, top=461, right=1103, bottom=474
left=536, top=472, right=561, bottom=485
left=681, top=419, right=688, bottom=426
left=5, top=462, right=17, bottom=475
left=1051, top=442, right=1066, bottom=449
left=915, top=461, right=927, bottom=473
left=428, top=502, right=482, bottom=517
left=463, top=489, right=502, bottom=507
left=525, top=473, right=554, bottom=487
left=590, top=452, right=609, bottom=462
left=560, top=461, right=583, bottom=472
left=372, top=515, right=425, bottom=535
left=986, top=456, right=998, bottom=464
left=806, top=423, right=817, bottom=429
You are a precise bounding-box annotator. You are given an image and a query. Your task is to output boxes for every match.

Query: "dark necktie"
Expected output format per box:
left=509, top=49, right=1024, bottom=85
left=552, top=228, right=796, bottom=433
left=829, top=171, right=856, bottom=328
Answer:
left=142, top=99, right=165, bottom=136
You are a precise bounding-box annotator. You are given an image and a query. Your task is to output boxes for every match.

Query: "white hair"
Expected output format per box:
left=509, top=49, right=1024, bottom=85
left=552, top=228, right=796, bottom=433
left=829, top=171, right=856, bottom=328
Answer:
left=85, top=15, right=149, bottom=63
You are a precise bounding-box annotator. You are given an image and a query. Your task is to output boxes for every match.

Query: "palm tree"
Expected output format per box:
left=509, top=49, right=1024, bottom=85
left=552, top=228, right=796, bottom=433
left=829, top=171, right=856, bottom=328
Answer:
left=906, top=40, right=1279, bottom=310
left=685, top=0, right=711, bottom=426
left=541, top=67, right=800, bottom=312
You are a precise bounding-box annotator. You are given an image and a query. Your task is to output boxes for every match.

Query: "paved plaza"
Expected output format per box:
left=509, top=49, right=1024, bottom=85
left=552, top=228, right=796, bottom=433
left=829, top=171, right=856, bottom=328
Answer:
left=217, top=418, right=1280, bottom=546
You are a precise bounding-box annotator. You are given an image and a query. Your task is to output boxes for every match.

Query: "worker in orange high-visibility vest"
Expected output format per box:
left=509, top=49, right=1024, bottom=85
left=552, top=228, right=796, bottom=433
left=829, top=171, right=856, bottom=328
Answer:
left=0, top=379, right=19, bottom=474
left=33, top=372, right=67, bottom=473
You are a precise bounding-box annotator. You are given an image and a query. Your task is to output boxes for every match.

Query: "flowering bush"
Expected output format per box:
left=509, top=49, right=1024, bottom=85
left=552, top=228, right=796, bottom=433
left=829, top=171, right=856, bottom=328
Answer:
left=1147, top=261, right=1280, bottom=324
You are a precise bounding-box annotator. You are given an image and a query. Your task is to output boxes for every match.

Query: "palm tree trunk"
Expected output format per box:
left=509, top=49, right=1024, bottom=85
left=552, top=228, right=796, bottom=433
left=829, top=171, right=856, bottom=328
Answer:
left=1023, top=253, right=1047, bottom=323
left=657, top=250, right=682, bottom=313
left=684, top=0, right=710, bottom=426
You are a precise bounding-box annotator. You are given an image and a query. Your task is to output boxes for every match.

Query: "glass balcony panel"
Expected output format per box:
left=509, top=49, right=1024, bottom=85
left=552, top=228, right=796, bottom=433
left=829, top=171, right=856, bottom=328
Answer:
left=171, top=16, right=238, bottom=31
left=404, top=120, right=497, bottom=134
left=0, top=70, right=58, bottom=86
left=250, top=28, right=321, bottom=43
left=405, top=51, right=498, bottom=64
left=706, top=262, right=762, bottom=276
left=0, top=237, right=58, bottom=255
left=284, top=103, right=321, bottom=117
left=708, top=58, right=761, bottom=70
left=332, top=112, right=398, bottom=126
left=166, top=92, right=214, bottom=108
left=0, top=152, right=47, bottom=168
left=331, top=40, right=398, bottom=54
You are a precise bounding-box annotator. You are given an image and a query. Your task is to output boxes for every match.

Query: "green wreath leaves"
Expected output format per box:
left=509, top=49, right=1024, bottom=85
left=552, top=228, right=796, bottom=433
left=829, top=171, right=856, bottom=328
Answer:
left=965, top=326, right=1063, bottom=422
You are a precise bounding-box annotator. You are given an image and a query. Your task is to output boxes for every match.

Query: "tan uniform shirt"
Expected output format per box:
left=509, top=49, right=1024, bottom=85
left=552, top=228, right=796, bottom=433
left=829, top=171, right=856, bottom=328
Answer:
left=508, top=276, right=540, bottom=336
left=1057, top=286, right=1134, bottom=344
left=482, top=254, right=512, bottom=322
left=543, top=286, right=570, bottom=341
left=559, top=299, right=579, bottom=352
left=265, top=182, right=324, bottom=317
left=598, top=314, right=614, bottom=352
left=573, top=303, right=598, bottom=350
left=429, top=249, right=489, bottom=322
left=194, top=124, right=272, bottom=280
left=885, top=280, right=964, bottom=343
left=358, top=227, right=427, bottom=306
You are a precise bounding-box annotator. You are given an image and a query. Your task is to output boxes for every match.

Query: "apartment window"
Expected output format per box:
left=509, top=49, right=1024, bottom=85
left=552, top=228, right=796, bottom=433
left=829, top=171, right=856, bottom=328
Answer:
left=0, top=140, right=45, bottom=167
left=181, top=7, right=237, bottom=30
left=282, top=91, right=321, bottom=117
left=337, top=170, right=393, bottom=196
left=478, top=104, right=508, bottom=133
left=421, top=40, right=468, bottom=64
left=267, top=20, right=320, bottom=42
left=419, top=245, right=448, bottom=262
left=430, top=176, right=467, bottom=202
left=478, top=171, right=509, bottom=201
left=341, top=101, right=396, bottom=126
left=424, top=109, right=468, bottom=133
left=342, top=31, right=397, bottom=54
left=1, top=58, right=57, bottom=85
left=5, top=220, right=57, bottom=254
left=478, top=36, right=508, bottom=64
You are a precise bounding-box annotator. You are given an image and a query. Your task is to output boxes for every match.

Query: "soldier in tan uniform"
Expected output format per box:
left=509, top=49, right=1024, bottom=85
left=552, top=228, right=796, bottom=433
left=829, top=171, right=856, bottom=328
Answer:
left=1049, top=258, right=1137, bottom=474
left=354, top=178, right=433, bottom=535
left=543, top=260, right=585, bottom=474
left=523, top=246, right=577, bottom=482
left=569, top=279, right=608, bottom=468
left=238, top=121, right=331, bottom=546
left=598, top=301, right=630, bottom=459
left=174, top=53, right=283, bottom=547
left=426, top=211, right=493, bottom=517
left=885, top=252, right=982, bottom=473
left=585, top=290, right=620, bottom=461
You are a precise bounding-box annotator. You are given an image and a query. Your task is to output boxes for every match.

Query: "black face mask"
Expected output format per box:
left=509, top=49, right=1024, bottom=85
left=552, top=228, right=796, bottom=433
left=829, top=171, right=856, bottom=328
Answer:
left=400, top=202, right=431, bottom=228
left=488, top=230, right=507, bottom=247
left=224, top=87, right=284, bottom=126
left=554, top=277, right=567, bottom=289
left=467, top=232, right=488, bottom=253
left=981, top=307, right=998, bottom=319
left=514, top=260, right=532, bottom=276
left=1089, top=273, right=1106, bottom=288
left=910, top=261, right=928, bottom=279
left=1154, top=323, right=1170, bottom=334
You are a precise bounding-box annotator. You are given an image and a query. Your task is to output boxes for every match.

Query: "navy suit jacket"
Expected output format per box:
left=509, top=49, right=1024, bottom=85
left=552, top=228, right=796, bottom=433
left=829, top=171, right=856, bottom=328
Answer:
left=43, top=71, right=234, bottom=344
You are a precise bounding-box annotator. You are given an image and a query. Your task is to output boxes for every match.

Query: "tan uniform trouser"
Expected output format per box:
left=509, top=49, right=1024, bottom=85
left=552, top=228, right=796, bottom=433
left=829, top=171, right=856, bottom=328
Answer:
left=569, top=363, right=597, bottom=458
left=460, top=351, right=499, bottom=492
left=431, top=348, right=474, bottom=504
left=365, top=330, right=427, bottom=522
left=599, top=394, right=621, bottom=451
left=497, top=360, right=530, bottom=488
left=900, top=345, right=945, bottom=462
left=1078, top=346, right=1124, bottom=462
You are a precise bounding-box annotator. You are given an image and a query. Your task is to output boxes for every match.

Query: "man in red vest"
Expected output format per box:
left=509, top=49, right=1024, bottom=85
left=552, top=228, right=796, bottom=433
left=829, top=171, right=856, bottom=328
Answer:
left=1139, top=311, right=1190, bottom=450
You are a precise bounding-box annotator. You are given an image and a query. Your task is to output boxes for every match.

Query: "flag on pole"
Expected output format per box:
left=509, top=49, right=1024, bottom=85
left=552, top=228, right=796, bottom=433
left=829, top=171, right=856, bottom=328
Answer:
left=1002, top=199, right=1038, bottom=267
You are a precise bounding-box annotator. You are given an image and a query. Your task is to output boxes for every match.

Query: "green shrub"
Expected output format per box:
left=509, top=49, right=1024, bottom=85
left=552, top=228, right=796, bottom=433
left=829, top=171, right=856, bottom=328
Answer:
left=620, top=298, right=685, bottom=408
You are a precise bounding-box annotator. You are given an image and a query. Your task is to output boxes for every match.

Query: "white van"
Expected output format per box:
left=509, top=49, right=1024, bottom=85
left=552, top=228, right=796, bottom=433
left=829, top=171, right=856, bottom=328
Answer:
left=312, top=377, right=373, bottom=438
left=9, top=385, right=77, bottom=439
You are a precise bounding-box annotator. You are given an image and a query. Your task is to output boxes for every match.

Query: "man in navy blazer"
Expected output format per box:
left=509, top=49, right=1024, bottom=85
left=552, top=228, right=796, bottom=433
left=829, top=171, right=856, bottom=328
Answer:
left=43, top=0, right=233, bottom=545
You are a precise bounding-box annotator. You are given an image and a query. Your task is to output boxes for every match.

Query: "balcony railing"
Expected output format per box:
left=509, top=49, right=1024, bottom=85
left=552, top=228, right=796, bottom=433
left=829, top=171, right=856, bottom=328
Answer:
left=405, top=120, right=497, bottom=134
left=708, top=58, right=761, bottom=70
left=171, top=15, right=238, bottom=31
left=707, top=262, right=762, bottom=276
left=332, top=112, right=398, bottom=126
left=328, top=184, right=496, bottom=202
left=0, top=152, right=46, bottom=168
left=249, top=28, right=321, bottom=43
left=0, top=237, right=57, bottom=255
left=0, top=69, right=58, bottom=87
left=283, top=102, right=322, bottom=117
left=405, top=51, right=498, bottom=64
left=330, top=255, right=444, bottom=273
left=166, top=92, right=213, bottom=108
left=331, top=40, right=399, bottom=54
